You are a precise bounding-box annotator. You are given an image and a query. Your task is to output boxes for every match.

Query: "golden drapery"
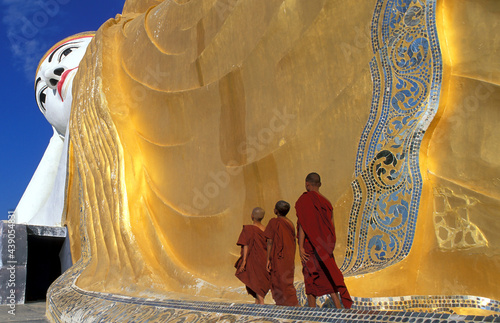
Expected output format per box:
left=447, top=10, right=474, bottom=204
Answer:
left=66, top=0, right=375, bottom=299
left=62, top=0, right=499, bottom=314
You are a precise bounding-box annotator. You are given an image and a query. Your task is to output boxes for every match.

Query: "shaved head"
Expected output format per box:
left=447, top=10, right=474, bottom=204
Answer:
left=274, top=200, right=290, bottom=216
left=306, top=172, right=321, bottom=186
left=252, top=207, right=265, bottom=221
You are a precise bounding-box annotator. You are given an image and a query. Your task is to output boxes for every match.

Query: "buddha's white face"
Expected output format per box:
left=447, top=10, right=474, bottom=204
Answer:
left=35, top=36, right=93, bottom=137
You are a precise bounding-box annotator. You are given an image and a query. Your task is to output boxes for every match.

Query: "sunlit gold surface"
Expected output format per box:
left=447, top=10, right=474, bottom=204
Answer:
left=343, top=0, right=500, bottom=315
left=426, top=0, right=500, bottom=307
left=58, top=0, right=500, bottom=316
left=66, top=0, right=374, bottom=300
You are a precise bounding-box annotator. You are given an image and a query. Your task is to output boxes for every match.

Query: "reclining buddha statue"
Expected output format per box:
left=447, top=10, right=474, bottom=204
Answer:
left=44, top=0, right=499, bottom=319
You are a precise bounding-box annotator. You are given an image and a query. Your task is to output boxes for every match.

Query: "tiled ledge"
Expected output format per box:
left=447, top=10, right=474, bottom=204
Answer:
left=47, top=257, right=500, bottom=322
left=48, top=280, right=500, bottom=322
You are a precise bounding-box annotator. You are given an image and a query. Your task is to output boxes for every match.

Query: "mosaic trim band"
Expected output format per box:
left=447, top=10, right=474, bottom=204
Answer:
left=352, top=295, right=500, bottom=314
left=47, top=263, right=499, bottom=322
left=341, top=0, right=442, bottom=275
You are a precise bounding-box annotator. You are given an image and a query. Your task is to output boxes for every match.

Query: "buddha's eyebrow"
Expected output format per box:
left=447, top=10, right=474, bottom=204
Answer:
left=35, top=77, right=41, bottom=90
left=48, top=40, right=82, bottom=63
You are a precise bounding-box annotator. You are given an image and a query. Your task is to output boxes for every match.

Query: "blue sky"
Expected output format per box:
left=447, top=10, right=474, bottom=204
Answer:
left=0, top=0, right=125, bottom=220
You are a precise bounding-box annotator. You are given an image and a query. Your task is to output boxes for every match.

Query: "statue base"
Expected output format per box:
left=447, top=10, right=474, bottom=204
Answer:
left=0, top=220, right=66, bottom=305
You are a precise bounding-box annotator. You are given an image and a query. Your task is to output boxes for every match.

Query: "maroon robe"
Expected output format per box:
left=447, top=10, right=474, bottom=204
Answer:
left=264, top=217, right=299, bottom=306
left=235, top=225, right=270, bottom=298
left=295, top=191, right=353, bottom=309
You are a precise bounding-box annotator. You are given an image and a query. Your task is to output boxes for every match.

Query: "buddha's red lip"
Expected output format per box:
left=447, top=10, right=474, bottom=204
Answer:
left=57, top=67, right=78, bottom=101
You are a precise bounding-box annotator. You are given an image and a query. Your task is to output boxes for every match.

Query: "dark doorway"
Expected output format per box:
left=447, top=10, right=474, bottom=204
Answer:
left=25, top=234, right=65, bottom=301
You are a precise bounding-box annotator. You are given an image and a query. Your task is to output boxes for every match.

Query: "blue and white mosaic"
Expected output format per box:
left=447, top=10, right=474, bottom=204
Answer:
left=341, top=0, right=442, bottom=275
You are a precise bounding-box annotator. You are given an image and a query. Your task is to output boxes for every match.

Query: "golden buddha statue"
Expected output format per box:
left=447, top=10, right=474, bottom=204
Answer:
left=45, top=0, right=499, bottom=319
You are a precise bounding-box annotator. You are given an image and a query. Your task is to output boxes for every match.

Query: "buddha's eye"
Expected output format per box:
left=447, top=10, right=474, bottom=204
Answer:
left=62, top=48, right=72, bottom=57
left=37, top=86, right=48, bottom=113
left=58, top=46, right=77, bottom=62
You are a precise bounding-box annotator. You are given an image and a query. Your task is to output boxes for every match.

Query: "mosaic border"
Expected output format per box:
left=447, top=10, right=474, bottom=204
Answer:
left=342, top=0, right=443, bottom=275
left=352, top=295, right=500, bottom=314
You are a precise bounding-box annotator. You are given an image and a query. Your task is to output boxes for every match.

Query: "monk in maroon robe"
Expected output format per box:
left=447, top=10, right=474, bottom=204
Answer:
left=264, top=200, right=299, bottom=306
left=235, top=207, right=270, bottom=304
left=296, top=173, right=353, bottom=309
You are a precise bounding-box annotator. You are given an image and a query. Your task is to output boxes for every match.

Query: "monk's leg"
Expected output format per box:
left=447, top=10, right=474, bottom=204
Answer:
left=307, top=294, right=317, bottom=307
left=255, top=294, right=265, bottom=305
left=337, top=286, right=353, bottom=309
left=330, top=292, right=342, bottom=309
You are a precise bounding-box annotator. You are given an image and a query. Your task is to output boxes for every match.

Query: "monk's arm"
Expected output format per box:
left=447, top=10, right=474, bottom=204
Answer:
left=266, top=239, right=273, bottom=272
left=298, top=224, right=309, bottom=263
left=236, top=245, right=248, bottom=274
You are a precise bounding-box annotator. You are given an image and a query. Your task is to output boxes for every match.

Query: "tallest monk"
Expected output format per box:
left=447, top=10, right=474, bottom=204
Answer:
left=296, top=173, right=353, bottom=309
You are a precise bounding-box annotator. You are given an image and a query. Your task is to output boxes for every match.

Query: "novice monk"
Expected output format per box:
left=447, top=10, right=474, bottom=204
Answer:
left=264, top=200, right=299, bottom=306
left=296, top=172, right=353, bottom=309
left=235, top=207, right=270, bottom=304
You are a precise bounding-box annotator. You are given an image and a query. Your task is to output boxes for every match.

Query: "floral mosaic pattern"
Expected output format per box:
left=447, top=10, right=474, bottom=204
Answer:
left=341, top=0, right=442, bottom=275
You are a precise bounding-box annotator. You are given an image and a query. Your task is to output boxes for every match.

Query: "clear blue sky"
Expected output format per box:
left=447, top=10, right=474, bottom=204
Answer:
left=0, top=0, right=125, bottom=220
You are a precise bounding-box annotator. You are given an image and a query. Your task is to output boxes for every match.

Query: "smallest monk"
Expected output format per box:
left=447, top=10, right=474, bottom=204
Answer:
left=235, top=207, right=271, bottom=304
left=264, top=200, right=299, bottom=306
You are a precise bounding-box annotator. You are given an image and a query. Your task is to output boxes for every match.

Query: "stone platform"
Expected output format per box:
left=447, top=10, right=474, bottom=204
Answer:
left=0, top=219, right=66, bottom=305
left=0, top=301, right=48, bottom=322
